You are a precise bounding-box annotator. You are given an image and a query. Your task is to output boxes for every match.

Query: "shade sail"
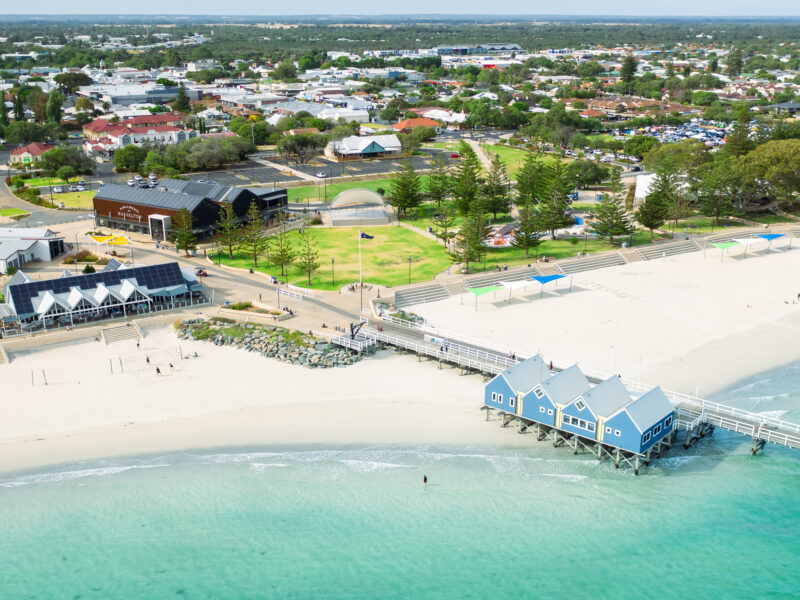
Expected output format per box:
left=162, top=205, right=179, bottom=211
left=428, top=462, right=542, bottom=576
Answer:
left=733, top=237, right=759, bottom=247
left=466, top=286, right=502, bottom=297
left=758, top=233, right=785, bottom=241
left=710, top=242, right=738, bottom=250
left=107, top=235, right=131, bottom=246
left=532, top=274, right=566, bottom=285
left=87, top=234, right=114, bottom=244
left=499, top=280, right=530, bottom=289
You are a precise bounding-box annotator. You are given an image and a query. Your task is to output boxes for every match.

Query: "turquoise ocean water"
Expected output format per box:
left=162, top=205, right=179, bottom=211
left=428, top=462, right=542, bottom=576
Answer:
left=2, top=364, right=800, bottom=599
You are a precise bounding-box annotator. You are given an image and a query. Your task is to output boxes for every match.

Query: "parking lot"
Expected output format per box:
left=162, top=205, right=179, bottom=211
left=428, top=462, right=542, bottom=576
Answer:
left=269, top=152, right=437, bottom=179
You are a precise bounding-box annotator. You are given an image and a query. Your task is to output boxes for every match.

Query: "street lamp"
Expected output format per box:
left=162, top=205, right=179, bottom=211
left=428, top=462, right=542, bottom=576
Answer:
left=408, top=255, right=412, bottom=284
left=331, top=257, right=335, bottom=287
left=584, top=231, right=588, bottom=254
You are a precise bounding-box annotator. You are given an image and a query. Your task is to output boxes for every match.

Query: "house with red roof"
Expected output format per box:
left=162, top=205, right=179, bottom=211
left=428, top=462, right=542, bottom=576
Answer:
left=9, top=142, right=56, bottom=165
left=391, top=117, right=443, bottom=134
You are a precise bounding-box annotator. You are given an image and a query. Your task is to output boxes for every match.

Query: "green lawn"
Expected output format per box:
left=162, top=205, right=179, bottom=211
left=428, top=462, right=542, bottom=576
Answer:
left=661, top=216, right=745, bottom=236
left=485, top=145, right=559, bottom=179
left=749, top=213, right=796, bottom=225
left=462, top=230, right=660, bottom=274
left=587, top=134, right=615, bottom=145
left=0, top=208, right=29, bottom=217
left=285, top=178, right=416, bottom=203
left=216, top=225, right=453, bottom=291
left=399, top=200, right=513, bottom=233
left=47, top=190, right=96, bottom=209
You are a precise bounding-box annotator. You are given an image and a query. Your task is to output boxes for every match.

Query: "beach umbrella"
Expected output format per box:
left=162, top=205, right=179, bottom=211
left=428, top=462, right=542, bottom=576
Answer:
left=531, top=274, right=566, bottom=297
left=465, top=286, right=503, bottom=311
left=710, top=241, right=738, bottom=262
left=757, top=233, right=785, bottom=251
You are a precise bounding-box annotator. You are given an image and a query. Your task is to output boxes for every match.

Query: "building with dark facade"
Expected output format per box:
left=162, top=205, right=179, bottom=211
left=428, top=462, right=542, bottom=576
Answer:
left=92, top=179, right=287, bottom=239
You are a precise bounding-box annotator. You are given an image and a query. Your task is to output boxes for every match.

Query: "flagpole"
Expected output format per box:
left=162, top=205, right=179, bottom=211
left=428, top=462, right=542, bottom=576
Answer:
left=359, top=231, right=363, bottom=311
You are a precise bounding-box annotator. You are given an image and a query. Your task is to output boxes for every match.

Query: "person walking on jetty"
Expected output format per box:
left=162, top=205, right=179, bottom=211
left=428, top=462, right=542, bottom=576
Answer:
left=423, top=475, right=428, bottom=487
left=146, top=356, right=150, bottom=365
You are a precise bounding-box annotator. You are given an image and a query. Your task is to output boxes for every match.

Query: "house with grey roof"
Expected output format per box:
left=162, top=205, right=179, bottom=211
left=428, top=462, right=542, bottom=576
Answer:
left=324, top=134, right=401, bottom=161
left=484, top=354, right=551, bottom=417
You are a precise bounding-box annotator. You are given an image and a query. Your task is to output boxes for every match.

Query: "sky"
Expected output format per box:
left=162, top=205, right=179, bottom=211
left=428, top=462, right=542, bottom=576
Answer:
left=5, top=1, right=800, bottom=17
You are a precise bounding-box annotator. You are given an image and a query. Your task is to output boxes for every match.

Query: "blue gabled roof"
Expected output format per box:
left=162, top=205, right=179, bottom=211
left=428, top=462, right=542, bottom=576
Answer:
left=541, top=365, right=590, bottom=405
left=500, top=354, right=551, bottom=394
left=619, top=387, right=674, bottom=433
left=581, top=376, right=631, bottom=419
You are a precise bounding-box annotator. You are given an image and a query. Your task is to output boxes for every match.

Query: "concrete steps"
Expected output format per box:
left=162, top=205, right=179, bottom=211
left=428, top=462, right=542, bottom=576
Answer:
left=555, top=253, right=627, bottom=275
left=463, top=265, right=542, bottom=289
left=101, top=322, right=143, bottom=345
left=636, top=239, right=700, bottom=261
left=393, top=284, right=450, bottom=308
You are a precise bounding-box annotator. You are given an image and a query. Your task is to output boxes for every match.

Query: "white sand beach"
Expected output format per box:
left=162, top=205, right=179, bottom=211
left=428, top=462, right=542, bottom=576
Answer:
left=0, top=328, right=526, bottom=474
left=408, top=246, right=800, bottom=397
left=2, top=244, right=799, bottom=474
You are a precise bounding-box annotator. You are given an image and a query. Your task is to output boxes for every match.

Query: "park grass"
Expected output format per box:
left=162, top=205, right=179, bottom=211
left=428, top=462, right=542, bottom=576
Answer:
left=461, top=230, right=660, bottom=274
left=48, top=190, right=96, bottom=209
left=216, top=225, right=453, bottom=291
left=749, top=213, right=796, bottom=225
left=661, top=215, right=745, bottom=236
left=399, top=200, right=513, bottom=233
left=485, top=144, right=559, bottom=179
left=587, top=134, right=615, bottom=145
left=285, top=178, right=406, bottom=203
left=0, top=208, right=29, bottom=217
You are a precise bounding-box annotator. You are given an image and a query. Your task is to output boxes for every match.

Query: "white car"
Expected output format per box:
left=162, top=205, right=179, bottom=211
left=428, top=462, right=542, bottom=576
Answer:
left=149, top=173, right=157, bottom=180
left=134, top=174, right=143, bottom=181
left=127, top=179, right=136, bottom=186
left=76, top=185, right=85, bottom=192
left=53, top=186, right=63, bottom=193
left=316, top=172, right=327, bottom=178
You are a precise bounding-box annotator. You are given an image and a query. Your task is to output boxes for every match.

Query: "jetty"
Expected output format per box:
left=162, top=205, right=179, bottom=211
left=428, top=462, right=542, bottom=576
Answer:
left=330, top=316, right=800, bottom=468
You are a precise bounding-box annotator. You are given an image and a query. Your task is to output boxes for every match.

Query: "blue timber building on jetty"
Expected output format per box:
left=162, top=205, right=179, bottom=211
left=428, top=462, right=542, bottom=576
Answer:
left=484, top=355, right=675, bottom=473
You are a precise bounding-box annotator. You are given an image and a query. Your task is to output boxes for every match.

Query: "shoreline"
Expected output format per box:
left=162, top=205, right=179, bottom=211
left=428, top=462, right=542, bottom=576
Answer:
left=2, top=247, right=800, bottom=476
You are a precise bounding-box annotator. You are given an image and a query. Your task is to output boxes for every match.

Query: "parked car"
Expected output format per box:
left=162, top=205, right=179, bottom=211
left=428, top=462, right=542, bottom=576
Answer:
left=127, top=179, right=136, bottom=186
left=53, top=186, right=63, bottom=193
left=77, top=179, right=86, bottom=186
left=75, top=185, right=85, bottom=191
left=148, top=173, right=157, bottom=180
left=68, top=185, right=77, bottom=192
left=630, top=166, right=641, bottom=172
left=316, top=172, right=327, bottom=178
left=134, top=174, right=143, bottom=181
left=449, top=153, right=461, bottom=158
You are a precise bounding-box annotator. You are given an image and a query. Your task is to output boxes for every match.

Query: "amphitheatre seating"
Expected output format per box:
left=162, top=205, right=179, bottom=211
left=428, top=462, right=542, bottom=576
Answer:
left=636, top=239, right=700, bottom=260
left=555, top=253, right=627, bottom=275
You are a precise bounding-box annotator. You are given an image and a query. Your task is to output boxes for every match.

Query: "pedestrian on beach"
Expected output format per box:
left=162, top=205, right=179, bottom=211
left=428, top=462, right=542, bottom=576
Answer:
left=169, top=362, right=174, bottom=372
left=146, top=356, right=150, bottom=365
left=155, top=367, right=161, bottom=376
left=136, top=340, right=140, bottom=349
left=423, top=475, right=428, bottom=487
left=549, top=361, right=553, bottom=371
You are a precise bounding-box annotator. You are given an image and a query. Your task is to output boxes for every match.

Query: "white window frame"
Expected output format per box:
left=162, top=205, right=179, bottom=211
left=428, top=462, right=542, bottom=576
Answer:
left=587, top=422, right=596, bottom=433
left=539, top=406, right=546, bottom=414
left=534, top=386, right=545, bottom=399
left=643, top=432, right=651, bottom=443
left=605, top=427, right=612, bottom=434
left=498, top=394, right=503, bottom=404
left=665, top=416, right=673, bottom=428
left=547, top=409, right=554, bottom=416
left=614, top=429, right=621, bottom=437
left=509, top=396, right=515, bottom=408
left=654, top=424, right=662, bottom=435
left=575, top=399, right=586, bottom=411
left=563, top=415, right=572, bottom=425
left=491, top=392, right=497, bottom=402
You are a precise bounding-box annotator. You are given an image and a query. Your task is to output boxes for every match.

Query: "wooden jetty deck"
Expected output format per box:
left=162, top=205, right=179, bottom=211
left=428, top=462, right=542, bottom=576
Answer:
left=331, top=316, right=800, bottom=456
